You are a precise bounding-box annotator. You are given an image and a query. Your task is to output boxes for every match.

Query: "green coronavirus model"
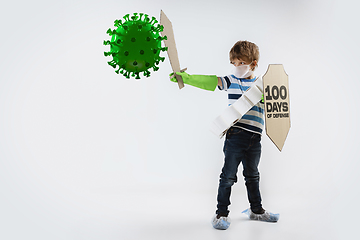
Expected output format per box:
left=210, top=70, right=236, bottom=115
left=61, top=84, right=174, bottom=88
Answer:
left=104, top=13, right=167, bottom=79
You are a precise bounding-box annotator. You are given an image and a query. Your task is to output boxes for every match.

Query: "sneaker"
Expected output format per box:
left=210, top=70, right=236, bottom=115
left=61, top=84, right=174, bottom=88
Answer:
left=242, top=208, right=279, bottom=222
left=211, top=214, right=231, bottom=230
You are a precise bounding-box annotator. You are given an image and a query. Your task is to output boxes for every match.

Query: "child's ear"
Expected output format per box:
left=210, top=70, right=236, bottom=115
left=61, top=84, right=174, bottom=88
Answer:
left=251, top=60, right=258, bottom=70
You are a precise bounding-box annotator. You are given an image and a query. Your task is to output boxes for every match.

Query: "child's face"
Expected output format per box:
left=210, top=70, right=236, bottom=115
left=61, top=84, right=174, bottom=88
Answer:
left=230, top=57, right=251, bottom=67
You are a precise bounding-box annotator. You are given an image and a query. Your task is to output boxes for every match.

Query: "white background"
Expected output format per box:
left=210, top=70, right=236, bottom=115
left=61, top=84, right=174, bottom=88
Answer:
left=1, top=0, right=359, bottom=239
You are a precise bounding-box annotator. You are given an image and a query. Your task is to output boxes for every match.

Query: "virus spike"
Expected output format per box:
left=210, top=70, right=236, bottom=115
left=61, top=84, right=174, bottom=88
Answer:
left=135, top=72, right=140, bottom=79
left=123, top=14, right=130, bottom=22
left=106, top=28, right=113, bottom=36
left=112, top=29, right=125, bottom=37
left=150, top=16, right=158, bottom=25
left=153, top=66, right=159, bottom=71
left=144, top=14, right=149, bottom=22
left=114, top=19, right=123, bottom=27
left=104, top=51, right=113, bottom=57
left=139, top=13, right=144, bottom=21
left=154, top=24, right=164, bottom=32
left=107, top=61, right=117, bottom=68
left=143, top=70, right=150, bottom=77
left=131, top=13, right=138, bottom=21
left=103, top=40, right=111, bottom=45
left=124, top=71, right=131, bottom=79
left=156, top=36, right=167, bottom=41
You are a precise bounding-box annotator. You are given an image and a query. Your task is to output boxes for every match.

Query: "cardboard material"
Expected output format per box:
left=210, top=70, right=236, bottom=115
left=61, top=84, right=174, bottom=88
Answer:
left=160, top=10, right=184, bottom=89
left=263, top=64, right=291, bottom=151
left=210, top=76, right=263, bottom=138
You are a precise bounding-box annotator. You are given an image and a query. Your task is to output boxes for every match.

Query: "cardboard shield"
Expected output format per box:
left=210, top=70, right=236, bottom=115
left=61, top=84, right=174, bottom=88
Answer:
left=263, top=64, right=291, bottom=151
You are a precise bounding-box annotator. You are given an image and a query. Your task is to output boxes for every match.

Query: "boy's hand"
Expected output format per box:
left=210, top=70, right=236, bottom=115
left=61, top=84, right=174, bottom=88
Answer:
left=169, top=71, right=189, bottom=83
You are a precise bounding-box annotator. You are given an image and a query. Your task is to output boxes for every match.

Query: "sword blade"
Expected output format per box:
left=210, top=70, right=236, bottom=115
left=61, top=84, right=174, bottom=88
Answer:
left=160, top=10, right=184, bottom=89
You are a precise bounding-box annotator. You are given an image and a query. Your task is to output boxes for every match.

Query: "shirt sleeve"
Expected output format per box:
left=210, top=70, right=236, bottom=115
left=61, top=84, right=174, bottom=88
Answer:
left=217, top=76, right=231, bottom=91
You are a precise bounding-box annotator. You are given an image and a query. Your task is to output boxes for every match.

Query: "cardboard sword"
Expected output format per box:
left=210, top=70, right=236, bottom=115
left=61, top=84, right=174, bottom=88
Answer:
left=160, top=10, right=185, bottom=89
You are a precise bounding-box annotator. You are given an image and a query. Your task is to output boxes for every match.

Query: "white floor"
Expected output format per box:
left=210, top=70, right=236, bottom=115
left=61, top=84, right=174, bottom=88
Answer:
left=1, top=182, right=352, bottom=240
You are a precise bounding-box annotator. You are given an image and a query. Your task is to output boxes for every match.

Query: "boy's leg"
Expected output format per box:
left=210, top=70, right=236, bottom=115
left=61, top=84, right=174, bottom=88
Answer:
left=216, top=128, right=247, bottom=216
left=216, top=152, right=243, bottom=216
left=242, top=133, right=263, bottom=214
left=241, top=133, right=280, bottom=222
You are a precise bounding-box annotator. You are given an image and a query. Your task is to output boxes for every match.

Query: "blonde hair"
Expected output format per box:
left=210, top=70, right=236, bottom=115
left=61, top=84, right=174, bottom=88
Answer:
left=230, top=40, right=259, bottom=70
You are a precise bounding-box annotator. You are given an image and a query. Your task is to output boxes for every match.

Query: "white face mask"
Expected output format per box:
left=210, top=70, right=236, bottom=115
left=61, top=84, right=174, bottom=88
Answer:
left=232, top=63, right=253, bottom=78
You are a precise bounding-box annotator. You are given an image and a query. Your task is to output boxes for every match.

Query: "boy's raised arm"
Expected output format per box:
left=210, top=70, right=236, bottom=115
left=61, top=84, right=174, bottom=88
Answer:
left=169, top=71, right=218, bottom=91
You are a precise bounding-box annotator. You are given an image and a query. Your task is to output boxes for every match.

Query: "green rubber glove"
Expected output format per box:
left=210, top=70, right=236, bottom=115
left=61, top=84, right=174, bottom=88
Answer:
left=170, top=71, right=218, bottom=91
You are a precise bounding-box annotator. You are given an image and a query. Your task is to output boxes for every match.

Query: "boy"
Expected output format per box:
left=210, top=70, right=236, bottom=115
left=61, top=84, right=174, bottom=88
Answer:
left=170, top=41, right=279, bottom=230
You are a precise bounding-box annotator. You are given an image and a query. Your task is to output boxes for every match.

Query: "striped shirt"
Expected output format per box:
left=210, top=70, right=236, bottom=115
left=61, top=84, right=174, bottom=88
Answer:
left=218, top=75, right=264, bottom=135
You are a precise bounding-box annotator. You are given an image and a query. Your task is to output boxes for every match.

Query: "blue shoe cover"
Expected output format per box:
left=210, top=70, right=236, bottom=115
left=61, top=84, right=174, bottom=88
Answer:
left=242, top=208, right=279, bottom=222
left=211, top=214, right=231, bottom=230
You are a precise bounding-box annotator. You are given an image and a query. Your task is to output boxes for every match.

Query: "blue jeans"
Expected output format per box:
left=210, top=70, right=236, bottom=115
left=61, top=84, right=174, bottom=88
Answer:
left=216, top=127, right=263, bottom=216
